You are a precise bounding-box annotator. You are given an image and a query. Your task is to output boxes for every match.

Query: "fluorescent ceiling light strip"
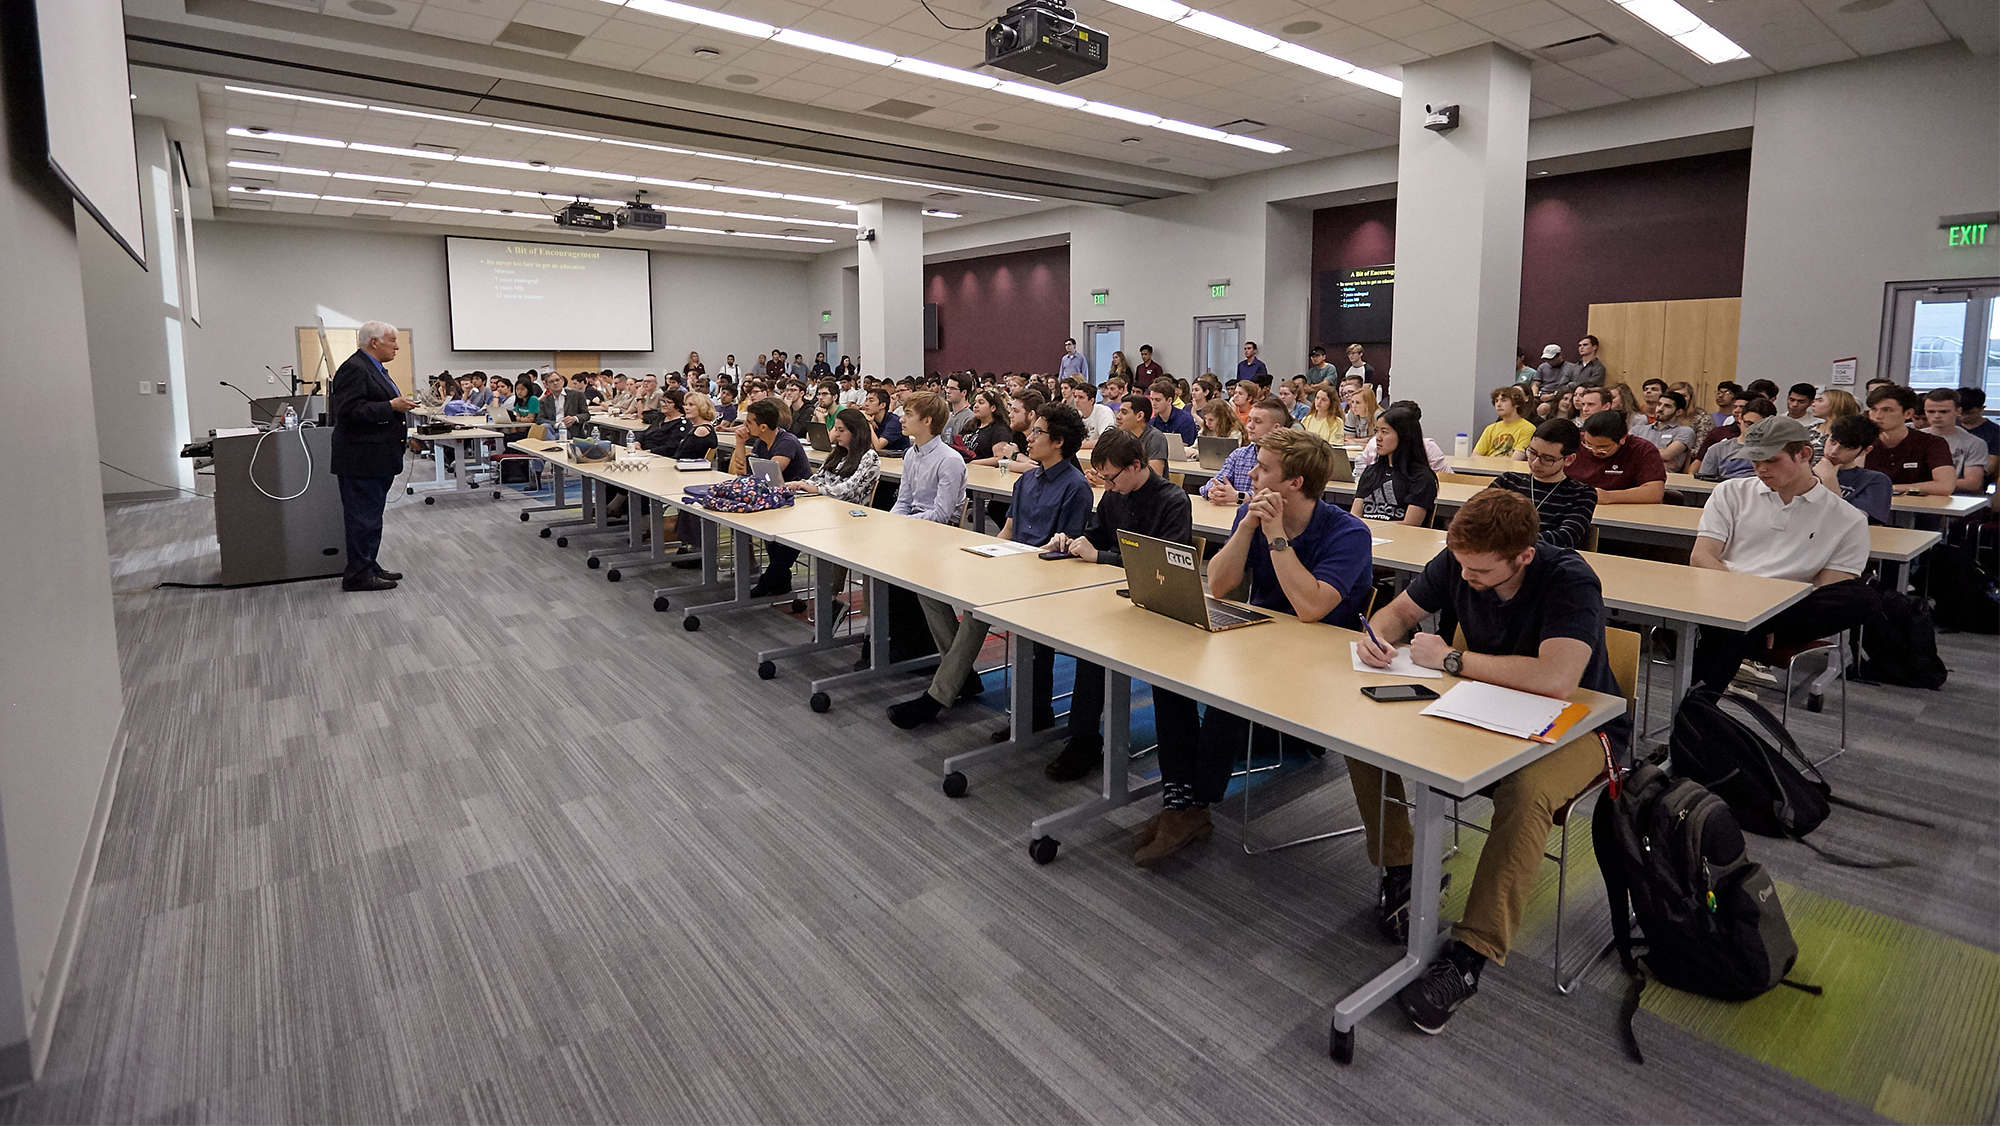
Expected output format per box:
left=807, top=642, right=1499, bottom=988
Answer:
left=636, top=177, right=714, bottom=191
left=1156, top=119, right=1231, bottom=142
left=1217, top=133, right=1289, bottom=154
left=492, top=123, right=600, bottom=142
left=1175, top=10, right=1279, bottom=52
left=226, top=127, right=345, bottom=148
left=1344, top=69, right=1404, bottom=97
left=228, top=185, right=321, bottom=199
left=1669, top=23, right=1750, bottom=63
left=551, top=166, right=635, bottom=181
left=333, top=171, right=427, bottom=186
left=923, top=209, right=961, bottom=218
left=321, top=195, right=403, bottom=206
left=890, top=58, right=999, bottom=88
left=367, top=105, right=489, bottom=126
left=1079, top=102, right=1161, bottom=127
left=772, top=28, right=895, bottom=66
left=228, top=160, right=330, bottom=176
left=456, top=156, right=541, bottom=170
left=223, top=85, right=364, bottom=109
left=1265, top=42, right=1354, bottom=78
left=426, top=181, right=514, bottom=195
left=624, top=0, right=774, bottom=39
left=224, top=85, right=1046, bottom=198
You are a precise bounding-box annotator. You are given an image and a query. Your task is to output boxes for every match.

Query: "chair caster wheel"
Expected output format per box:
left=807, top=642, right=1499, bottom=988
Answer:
left=423, top=496, right=435, bottom=505
left=520, top=512, right=531, bottom=522
left=757, top=660, right=776, bottom=680
left=790, top=599, right=807, bottom=615
left=1028, top=836, right=1059, bottom=865
left=684, top=616, right=700, bottom=632
left=556, top=536, right=568, bottom=548
left=1330, top=1024, right=1355, bottom=1064
left=653, top=596, right=670, bottom=612
left=406, top=486, right=414, bottom=495
left=810, top=692, right=831, bottom=713
left=586, top=556, right=601, bottom=570
left=492, top=490, right=501, bottom=500
left=941, top=771, right=968, bottom=798
left=1805, top=693, right=1823, bottom=713
left=606, top=569, right=621, bottom=583
left=539, top=528, right=551, bottom=538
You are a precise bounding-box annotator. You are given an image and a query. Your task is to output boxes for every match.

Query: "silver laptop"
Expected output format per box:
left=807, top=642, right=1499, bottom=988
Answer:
left=1327, top=446, right=1354, bottom=484
left=1117, top=531, right=1270, bottom=632
left=1195, top=435, right=1240, bottom=471
left=1162, top=433, right=1188, bottom=462
left=747, top=456, right=785, bottom=490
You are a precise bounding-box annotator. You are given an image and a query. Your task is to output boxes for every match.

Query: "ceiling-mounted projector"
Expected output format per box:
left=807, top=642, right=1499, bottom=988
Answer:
left=985, top=0, right=1107, bottom=83
left=554, top=201, right=614, bottom=231
left=618, top=205, right=667, bottom=231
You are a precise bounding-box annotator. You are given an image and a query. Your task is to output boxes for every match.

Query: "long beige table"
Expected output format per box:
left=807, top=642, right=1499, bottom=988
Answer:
left=1187, top=499, right=1811, bottom=733
left=975, top=582, right=1625, bottom=1064
left=781, top=515, right=1125, bottom=714
left=408, top=426, right=504, bottom=501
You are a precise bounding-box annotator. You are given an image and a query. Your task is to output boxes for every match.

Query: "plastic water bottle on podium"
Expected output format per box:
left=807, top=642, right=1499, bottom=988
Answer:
left=1454, top=432, right=1470, bottom=457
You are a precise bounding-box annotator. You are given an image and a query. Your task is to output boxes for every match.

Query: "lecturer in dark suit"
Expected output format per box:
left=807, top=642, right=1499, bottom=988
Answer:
left=329, top=321, right=416, bottom=592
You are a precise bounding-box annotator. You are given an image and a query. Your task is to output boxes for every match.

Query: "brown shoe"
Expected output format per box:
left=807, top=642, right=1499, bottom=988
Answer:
left=1134, top=808, right=1212, bottom=867
left=1132, top=810, right=1166, bottom=849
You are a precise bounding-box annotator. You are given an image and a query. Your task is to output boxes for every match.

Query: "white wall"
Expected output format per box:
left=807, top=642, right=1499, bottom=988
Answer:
left=80, top=116, right=194, bottom=497
left=1737, top=47, right=2000, bottom=384
left=181, top=222, right=813, bottom=436
left=0, top=30, right=127, bottom=1088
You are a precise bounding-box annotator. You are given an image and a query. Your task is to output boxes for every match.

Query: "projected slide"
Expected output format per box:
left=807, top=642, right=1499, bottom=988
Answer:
left=445, top=237, right=653, bottom=351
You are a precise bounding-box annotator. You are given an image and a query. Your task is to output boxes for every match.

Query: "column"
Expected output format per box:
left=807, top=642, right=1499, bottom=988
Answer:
left=1389, top=44, right=1532, bottom=444
left=855, top=198, right=923, bottom=381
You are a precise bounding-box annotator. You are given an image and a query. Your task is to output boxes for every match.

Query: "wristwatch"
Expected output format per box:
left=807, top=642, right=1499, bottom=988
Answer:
left=1443, top=649, right=1465, bottom=677
left=1268, top=536, right=1290, bottom=554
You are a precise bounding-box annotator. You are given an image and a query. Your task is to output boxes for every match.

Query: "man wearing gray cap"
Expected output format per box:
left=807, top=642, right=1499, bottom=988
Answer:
left=1687, top=415, right=1877, bottom=690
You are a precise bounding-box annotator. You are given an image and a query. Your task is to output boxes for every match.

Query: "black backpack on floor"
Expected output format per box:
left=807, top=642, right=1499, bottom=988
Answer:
left=1926, top=544, right=2000, bottom=634
left=1592, top=763, right=1816, bottom=1063
left=1855, top=590, right=1948, bottom=688
left=1669, top=689, right=1926, bottom=868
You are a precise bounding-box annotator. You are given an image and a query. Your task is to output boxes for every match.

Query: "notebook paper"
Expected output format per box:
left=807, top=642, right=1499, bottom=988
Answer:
left=1421, top=680, right=1570, bottom=740
left=1350, top=642, right=1444, bottom=678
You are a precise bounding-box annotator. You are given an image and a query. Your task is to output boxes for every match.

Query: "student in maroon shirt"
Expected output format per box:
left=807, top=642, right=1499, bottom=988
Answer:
left=1133, top=343, right=1165, bottom=386
left=1863, top=385, right=1954, bottom=496
left=1567, top=409, right=1666, bottom=504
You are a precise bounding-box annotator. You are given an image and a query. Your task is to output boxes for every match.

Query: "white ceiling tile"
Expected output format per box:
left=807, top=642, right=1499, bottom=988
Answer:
left=1505, top=13, right=1600, bottom=45
left=1363, top=4, right=1459, bottom=37
left=1794, top=0, right=1949, bottom=53
left=509, top=0, right=609, bottom=35
left=585, top=17, right=694, bottom=50
left=1304, top=23, right=1389, bottom=51
left=412, top=6, right=510, bottom=43
left=1469, top=0, right=1567, bottom=34
left=567, top=38, right=661, bottom=68
left=323, top=0, right=420, bottom=28
left=424, top=0, right=528, bottom=18
left=723, top=0, right=818, bottom=29
left=1323, top=0, right=1428, bottom=22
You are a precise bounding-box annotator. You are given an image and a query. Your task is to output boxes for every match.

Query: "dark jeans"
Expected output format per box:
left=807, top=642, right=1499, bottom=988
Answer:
left=337, top=473, right=393, bottom=580
left=1691, top=578, right=1880, bottom=690
left=1067, top=658, right=1201, bottom=758
left=760, top=541, right=799, bottom=585
left=1178, top=709, right=1319, bottom=806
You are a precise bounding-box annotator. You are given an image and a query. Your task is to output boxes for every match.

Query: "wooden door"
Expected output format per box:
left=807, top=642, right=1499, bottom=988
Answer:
left=554, top=352, right=601, bottom=378
left=1701, top=298, right=1740, bottom=388
left=298, top=326, right=414, bottom=394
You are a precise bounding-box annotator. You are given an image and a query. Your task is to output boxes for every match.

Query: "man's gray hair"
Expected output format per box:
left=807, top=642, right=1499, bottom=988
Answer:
left=357, top=321, right=397, bottom=348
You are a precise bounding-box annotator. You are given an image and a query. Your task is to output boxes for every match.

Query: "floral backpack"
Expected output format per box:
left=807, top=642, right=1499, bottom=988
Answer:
left=684, top=477, right=793, bottom=513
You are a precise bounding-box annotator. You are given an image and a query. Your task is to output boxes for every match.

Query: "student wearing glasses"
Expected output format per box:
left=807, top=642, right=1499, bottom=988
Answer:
left=1037, top=428, right=1202, bottom=783
left=889, top=404, right=1093, bottom=732
left=1481, top=419, right=1598, bottom=550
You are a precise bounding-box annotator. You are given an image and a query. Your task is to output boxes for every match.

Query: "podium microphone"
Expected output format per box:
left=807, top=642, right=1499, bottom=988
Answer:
left=219, top=380, right=256, bottom=403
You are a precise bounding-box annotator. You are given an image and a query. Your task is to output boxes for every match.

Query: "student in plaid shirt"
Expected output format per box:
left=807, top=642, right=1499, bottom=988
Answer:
left=1204, top=396, right=1292, bottom=505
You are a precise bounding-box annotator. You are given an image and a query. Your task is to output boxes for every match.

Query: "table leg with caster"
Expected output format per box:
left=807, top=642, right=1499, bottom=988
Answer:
left=757, top=557, right=864, bottom=678
left=941, top=632, right=1062, bottom=782
left=1018, top=671, right=1160, bottom=861
left=807, top=576, right=941, bottom=712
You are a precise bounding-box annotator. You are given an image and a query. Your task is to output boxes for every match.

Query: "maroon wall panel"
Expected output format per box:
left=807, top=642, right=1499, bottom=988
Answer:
left=1517, top=150, right=1749, bottom=355
left=1309, top=151, right=1750, bottom=387
left=922, top=244, right=1070, bottom=375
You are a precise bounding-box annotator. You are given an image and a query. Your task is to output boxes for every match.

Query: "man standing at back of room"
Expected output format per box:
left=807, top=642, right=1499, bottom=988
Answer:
left=1133, top=344, right=1163, bottom=386
left=1305, top=344, right=1339, bottom=388
left=329, top=321, right=417, bottom=593
left=1059, top=337, right=1089, bottom=379
left=1236, top=340, right=1269, bottom=388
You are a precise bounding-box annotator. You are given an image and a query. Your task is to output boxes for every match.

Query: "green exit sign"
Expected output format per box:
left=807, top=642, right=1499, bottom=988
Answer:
left=821, top=310, right=832, bottom=322
left=1210, top=282, right=1229, bottom=299
left=1946, top=223, right=1989, bottom=248
left=1090, top=290, right=1108, bottom=306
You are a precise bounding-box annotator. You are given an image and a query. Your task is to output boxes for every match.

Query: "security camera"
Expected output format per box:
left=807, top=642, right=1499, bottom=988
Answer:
left=858, top=227, right=877, bottom=243
left=1423, top=103, right=1459, bottom=133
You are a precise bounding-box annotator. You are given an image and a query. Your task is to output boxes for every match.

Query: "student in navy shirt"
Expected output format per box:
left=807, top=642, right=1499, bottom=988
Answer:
left=734, top=398, right=812, bottom=597
left=1136, top=428, right=1375, bottom=866
left=890, top=403, right=1093, bottom=732
left=1235, top=339, right=1270, bottom=387
left=1145, top=376, right=1198, bottom=445
left=863, top=387, right=909, bottom=454
left=1813, top=414, right=1894, bottom=524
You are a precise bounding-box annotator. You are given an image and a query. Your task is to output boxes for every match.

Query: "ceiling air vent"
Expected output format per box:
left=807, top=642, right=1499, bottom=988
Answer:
left=228, top=146, right=284, bottom=162
left=1537, top=33, right=1618, bottom=61
left=863, top=98, right=933, bottom=119
left=412, top=142, right=459, bottom=157
left=494, top=22, right=587, bottom=55
left=232, top=175, right=277, bottom=188
left=372, top=188, right=414, bottom=200
left=231, top=196, right=273, bottom=209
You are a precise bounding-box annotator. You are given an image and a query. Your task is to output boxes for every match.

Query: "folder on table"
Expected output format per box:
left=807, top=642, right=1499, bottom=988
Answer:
left=1420, top=681, right=1592, bottom=744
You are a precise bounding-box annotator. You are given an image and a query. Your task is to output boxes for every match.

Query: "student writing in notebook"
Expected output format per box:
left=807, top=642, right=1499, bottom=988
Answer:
left=1354, top=489, right=1627, bottom=1036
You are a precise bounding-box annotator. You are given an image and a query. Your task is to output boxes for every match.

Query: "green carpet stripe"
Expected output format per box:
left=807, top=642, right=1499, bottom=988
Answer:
left=1410, top=801, right=1999, bottom=1125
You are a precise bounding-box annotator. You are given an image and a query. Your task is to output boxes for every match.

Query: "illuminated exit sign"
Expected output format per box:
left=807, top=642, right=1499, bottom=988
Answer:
left=1210, top=282, right=1229, bottom=299
left=1946, top=223, right=1989, bottom=248
left=1091, top=290, right=1108, bottom=306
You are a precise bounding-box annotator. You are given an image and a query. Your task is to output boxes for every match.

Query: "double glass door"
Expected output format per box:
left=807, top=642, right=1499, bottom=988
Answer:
left=1883, top=280, right=2000, bottom=397
left=1194, top=316, right=1245, bottom=380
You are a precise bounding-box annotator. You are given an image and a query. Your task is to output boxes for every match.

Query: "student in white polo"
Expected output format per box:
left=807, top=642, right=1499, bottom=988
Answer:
left=1687, top=416, right=1877, bottom=690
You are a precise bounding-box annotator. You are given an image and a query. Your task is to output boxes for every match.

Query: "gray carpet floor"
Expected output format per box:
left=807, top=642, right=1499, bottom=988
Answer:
left=3, top=489, right=1995, bottom=1124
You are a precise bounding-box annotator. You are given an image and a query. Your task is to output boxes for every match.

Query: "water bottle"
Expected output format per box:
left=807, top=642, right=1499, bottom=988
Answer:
left=282, top=405, right=297, bottom=430
left=1454, top=432, right=1470, bottom=457
left=592, top=426, right=603, bottom=442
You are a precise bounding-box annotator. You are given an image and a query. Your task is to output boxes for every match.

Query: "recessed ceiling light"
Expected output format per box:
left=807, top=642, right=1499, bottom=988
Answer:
left=1281, top=20, right=1322, bottom=34
left=724, top=73, right=760, bottom=85
left=971, top=122, right=1000, bottom=132
left=691, top=46, right=722, bottom=58
left=1119, top=136, right=1142, bottom=144
left=1535, top=169, right=1550, bottom=175
left=348, top=0, right=397, bottom=16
